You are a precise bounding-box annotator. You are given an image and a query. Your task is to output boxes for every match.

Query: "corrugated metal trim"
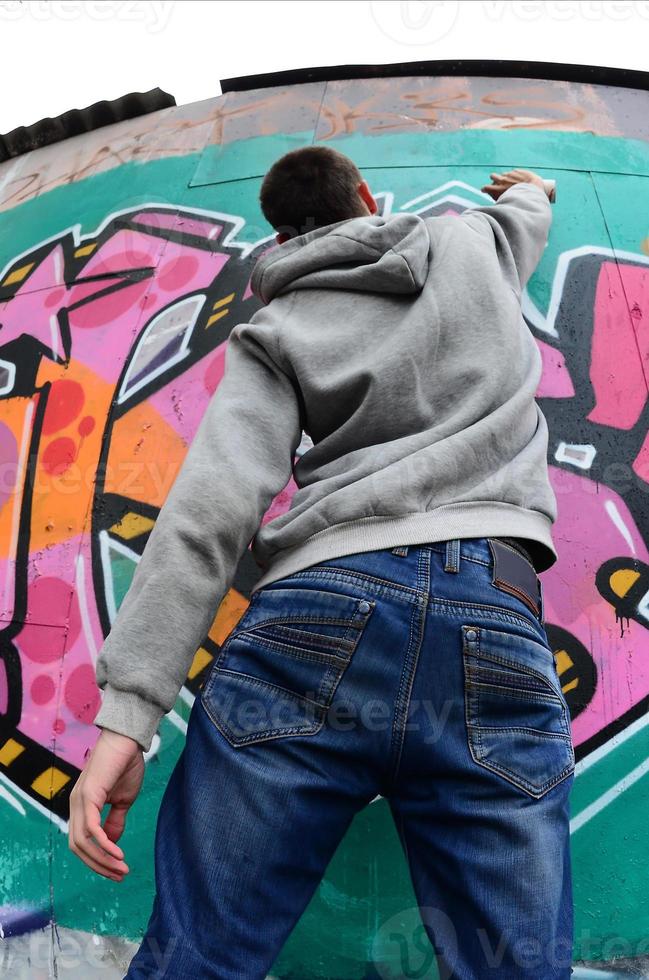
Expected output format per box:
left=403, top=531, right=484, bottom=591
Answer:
left=220, top=58, right=649, bottom=94
left=0, top=87, right=176, bottom=163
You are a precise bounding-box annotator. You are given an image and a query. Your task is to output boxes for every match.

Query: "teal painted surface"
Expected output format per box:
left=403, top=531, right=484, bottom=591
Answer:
left=190, top=129, right=649, bottom=185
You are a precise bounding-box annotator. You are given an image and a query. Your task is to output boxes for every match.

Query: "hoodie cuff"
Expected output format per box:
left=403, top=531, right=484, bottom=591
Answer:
left=93, top=685, right=165, bottom=753
left=503, top=180, right=555, bottom=203
left=542, top=178, right=557, bottom=202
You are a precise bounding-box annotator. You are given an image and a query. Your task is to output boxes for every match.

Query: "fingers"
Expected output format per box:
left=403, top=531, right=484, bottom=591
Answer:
left=69, top=818, right=130, bottom=880
left=482, top=180, right=507, bottom=199
left=69, top=791, right=130, bottom=881
left=483, top=168, right=534, bottom=200
left=85, top=799, right=126, bottom=860
left=103, top=803, right=128, bottom=846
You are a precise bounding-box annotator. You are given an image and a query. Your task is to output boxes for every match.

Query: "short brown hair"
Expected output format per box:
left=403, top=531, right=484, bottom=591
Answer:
left=259, top=146, right=366, bottom=239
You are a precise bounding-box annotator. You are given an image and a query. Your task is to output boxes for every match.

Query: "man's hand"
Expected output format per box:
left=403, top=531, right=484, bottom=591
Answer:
left=69, top=729, right=145, bottom=881
left=481, top=169, right=551, bottom=201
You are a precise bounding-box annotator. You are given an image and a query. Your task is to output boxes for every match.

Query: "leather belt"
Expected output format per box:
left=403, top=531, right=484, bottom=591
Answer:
left=497, top=536, right=536, bottom=570
left=489, top=537, right=543, bottom=622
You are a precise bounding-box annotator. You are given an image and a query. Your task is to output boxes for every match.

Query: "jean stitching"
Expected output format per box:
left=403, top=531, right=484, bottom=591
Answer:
left=255, top=585, right=373, bottom=608
left=447, top=538, right=461, bottom=572
left=429, top=545, right=490, bottom=568
left=201, top=668, right=330, bottom=746
left=429, top=597, right=543, bottom=635
left=470, top=720, right=575, bottom=791
left=388, top=597, right=418, bottom=777
left=466, top=677, right=564, bottom=705
left=467, top=735, right=576, bottom=798
left=457, top=554, right=490, bottom=568
left=462, top=626, right=574, bottom=799
left=316, top=609, right=369, bottom=703
left=229, top=631, right=352, bottom=666
left=205, top=667, right=326, bottom=707
left=465, top=661, right=555, bottom=690
left=202, top=607, right=373, bottom=744
left=277, top=567, right=419, bottom=601
left=236, top=614, right=366, bottom=627
left=202, top=697, right=323, bottom=747
left=469, top=724, right=573, bottom=740
left=389, top=548, right=429, bottom=784
left=205, top=614, right=359, bottom=695
left=251, top=623, right=356, bottom=653
left=463, top=653, right=574, bottom=798
left=466, top=633, right=565, bottom=705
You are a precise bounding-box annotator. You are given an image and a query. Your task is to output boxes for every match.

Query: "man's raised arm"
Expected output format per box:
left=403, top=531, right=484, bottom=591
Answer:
left=460, top=168, right=555, bottom=293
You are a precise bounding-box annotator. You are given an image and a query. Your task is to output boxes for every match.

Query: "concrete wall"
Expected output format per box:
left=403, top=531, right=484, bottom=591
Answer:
left=0, top=72, right=648, bottom=978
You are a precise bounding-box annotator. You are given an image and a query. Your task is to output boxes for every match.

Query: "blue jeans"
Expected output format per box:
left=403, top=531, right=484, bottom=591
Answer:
left=125, top=537, right=575, bottom=979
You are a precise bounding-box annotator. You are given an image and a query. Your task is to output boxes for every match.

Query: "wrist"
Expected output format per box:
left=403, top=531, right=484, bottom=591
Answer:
left=529, top=176, right=556, bottom=201
left=99, top=727, right=142, bottom=754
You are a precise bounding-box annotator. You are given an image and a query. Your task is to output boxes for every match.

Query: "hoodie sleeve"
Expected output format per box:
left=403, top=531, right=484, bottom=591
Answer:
left=93, top=294, right=303, bottom=753
left=460, top=182, right=553, bottom=292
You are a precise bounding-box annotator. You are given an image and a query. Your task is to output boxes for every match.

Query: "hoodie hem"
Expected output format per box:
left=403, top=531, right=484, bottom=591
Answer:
left=251, top=502, right=557, bottom=592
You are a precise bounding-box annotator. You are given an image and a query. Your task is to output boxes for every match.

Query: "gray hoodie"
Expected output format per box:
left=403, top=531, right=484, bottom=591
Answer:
left=94, top=181, right=556, bottom=752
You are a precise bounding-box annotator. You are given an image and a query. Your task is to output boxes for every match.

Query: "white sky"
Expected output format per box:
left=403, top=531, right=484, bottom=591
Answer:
left=0, top=0, right=648, bottom=135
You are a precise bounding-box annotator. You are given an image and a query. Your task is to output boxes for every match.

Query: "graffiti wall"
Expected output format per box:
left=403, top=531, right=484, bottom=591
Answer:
left=0, top=73, right=648, bottom=977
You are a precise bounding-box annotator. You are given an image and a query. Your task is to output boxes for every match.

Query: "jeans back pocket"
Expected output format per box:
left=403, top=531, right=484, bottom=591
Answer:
left=462, top=623, right=575, bottom=799
left=200, top=586, right=375, bottom=747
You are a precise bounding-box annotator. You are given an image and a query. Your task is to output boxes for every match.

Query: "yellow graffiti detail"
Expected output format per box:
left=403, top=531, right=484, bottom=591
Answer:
left=609, top=568, right=641, bottom=597
left=31, top=766, right=71, bottom=799
left=206, top=309, right=229, bottom=328
left=206, top=292, right=235, bottom=328
left=74, top=243, right=97, bottom=258
left=3, top=262, right=35, bottom=286
left=110, top=513, right=155, bottom=540
left=0, top=737, right=25, bottom=766
left=213, top=293, right=235, bottom=309
left=188, top=646, right=213, bottom=680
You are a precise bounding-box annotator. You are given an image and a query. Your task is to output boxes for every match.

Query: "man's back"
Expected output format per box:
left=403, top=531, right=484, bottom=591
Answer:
left=249, top=180, right=556, bottom=586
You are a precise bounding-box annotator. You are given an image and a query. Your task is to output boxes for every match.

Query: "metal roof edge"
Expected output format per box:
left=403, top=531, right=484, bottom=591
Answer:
left=220, top=58, right=649, bottom=94
left=0, top=87, right=176, bottom=163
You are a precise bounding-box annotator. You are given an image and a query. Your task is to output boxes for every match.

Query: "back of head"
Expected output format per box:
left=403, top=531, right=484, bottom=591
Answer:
left=259, top=146, right=369, bottom=242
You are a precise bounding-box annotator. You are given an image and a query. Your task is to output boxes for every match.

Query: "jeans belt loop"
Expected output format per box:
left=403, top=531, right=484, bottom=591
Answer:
left=391, top=545, right=409, bottom=557
left=444, top=538, right=461, bottom=573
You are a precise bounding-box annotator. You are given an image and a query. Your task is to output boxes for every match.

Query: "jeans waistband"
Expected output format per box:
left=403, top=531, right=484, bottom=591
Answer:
left=391, top=537, right=534, bottom=564
left=391, top=537, right=543, bottom=621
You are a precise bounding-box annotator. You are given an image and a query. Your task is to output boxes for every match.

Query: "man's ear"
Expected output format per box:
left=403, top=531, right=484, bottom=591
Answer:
left=358, top=180, right=378, bottom=215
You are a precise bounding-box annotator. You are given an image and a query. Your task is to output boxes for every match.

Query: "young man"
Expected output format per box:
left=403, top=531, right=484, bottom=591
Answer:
left=70, top=147, right=573, bottom=978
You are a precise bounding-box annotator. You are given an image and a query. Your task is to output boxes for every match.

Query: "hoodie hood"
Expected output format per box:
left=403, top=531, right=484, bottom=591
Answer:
left=250, top=212, right=431, bottom=305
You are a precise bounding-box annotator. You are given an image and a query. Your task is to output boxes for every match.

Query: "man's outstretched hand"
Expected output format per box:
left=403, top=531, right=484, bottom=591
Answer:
left=69, top=728, right=145, bottom=881
left=481, top=168, right=551, bottom=201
